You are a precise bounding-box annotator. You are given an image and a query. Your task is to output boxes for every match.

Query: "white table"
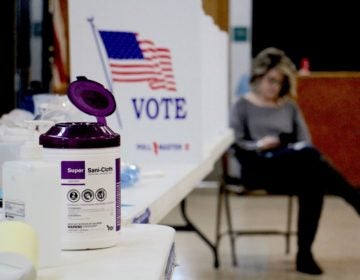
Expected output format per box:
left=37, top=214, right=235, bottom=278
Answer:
left=121, top=129, right=234, bottom=225
left=121, top=129, right=234, bottom=268
left=38, top=224, right=176, bottom=280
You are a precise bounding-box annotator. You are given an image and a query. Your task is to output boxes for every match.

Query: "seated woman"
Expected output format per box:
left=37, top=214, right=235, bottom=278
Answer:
left=229, top=47, right=360, bottom=275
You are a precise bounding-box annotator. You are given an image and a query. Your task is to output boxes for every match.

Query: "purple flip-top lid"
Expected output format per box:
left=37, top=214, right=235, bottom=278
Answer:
left=39, top=76, right=120, bottom=149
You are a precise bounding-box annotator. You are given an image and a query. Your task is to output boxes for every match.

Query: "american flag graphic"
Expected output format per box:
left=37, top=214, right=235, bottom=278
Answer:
left=98, top=31, right=177, bottom=92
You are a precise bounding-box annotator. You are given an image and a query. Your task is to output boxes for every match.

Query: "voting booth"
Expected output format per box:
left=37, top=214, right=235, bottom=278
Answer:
left=68, top=0, right=229, bottom=163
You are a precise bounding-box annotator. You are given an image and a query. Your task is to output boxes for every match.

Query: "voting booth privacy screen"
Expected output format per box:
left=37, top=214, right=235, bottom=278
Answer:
left=68, top=0, right=229, bottom=163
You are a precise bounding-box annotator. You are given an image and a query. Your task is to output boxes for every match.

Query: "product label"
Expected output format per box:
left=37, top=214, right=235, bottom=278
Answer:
left=60, top=157, right=121, bottom=240
left=61, top=161, right=85, bottom=179
left=4, top=200, right=25, bottom=221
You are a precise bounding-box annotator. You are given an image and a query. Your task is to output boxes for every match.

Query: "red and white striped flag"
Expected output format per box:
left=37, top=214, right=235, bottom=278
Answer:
left=98, top=31, right=177, bottom=92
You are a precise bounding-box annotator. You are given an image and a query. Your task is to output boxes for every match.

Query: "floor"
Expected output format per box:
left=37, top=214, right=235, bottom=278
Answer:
left=160, top=186, right=360, bottom=280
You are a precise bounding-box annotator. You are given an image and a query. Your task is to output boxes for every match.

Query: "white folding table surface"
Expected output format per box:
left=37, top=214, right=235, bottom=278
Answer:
left=38, top=224, right=176, bottom=280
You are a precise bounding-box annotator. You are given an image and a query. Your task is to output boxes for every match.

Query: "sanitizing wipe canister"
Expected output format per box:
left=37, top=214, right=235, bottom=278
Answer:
left=39, top=77, right=121, bottom=250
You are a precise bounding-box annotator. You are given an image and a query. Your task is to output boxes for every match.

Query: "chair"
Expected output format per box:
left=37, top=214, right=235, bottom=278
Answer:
left=214, top=149, right=296, bottom=267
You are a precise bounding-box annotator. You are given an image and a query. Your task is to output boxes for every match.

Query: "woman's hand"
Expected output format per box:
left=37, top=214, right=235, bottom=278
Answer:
left=256, top=136, right=281, bottom=151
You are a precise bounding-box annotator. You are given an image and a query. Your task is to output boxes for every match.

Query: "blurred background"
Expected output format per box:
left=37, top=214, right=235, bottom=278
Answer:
left=1, top=0, right=359, bottom=184
left=2, top=0, right=360, bottom=115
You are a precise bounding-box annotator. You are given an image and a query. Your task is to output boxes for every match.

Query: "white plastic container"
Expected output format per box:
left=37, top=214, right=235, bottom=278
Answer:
left=2, top=124, right=61, bottom=268
left=0, top=120, right=53, bottom=194
left=0, top=127, right=30, bottom=194
left=39, top=77, right=121, bottom=250
left=42, top=147, right=120, bottom=250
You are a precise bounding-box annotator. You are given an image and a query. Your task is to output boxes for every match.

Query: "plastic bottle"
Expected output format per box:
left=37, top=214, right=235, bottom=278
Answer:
left=299, top=57, right=311, bottom=76
left=2, top=121, right=61, bottom=268
left=121, top=162, right=140, bottom=188
left=39, top=77, right=121, bottom=250
left=0, top=126, right=30, bottom=196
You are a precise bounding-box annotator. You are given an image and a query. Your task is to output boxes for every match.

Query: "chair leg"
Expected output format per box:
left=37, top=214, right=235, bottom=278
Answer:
left=224, top=189, right=238, bottom=266
left=214, top=181, right=224, bottom=268
left=285, top=195, right=294, bottom=254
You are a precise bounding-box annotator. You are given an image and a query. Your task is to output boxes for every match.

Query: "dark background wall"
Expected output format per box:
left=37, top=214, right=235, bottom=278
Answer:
left=252, top=0, right=360, bottom=71
left=0, top=1, right=16, bottom=116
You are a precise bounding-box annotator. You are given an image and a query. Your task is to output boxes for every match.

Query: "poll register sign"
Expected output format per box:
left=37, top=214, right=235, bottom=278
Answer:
left=68, top=0, right=229, bottom=163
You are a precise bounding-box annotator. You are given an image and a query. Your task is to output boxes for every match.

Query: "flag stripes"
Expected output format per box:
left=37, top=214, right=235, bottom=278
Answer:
left=99, top=31, right=177, bottom=92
